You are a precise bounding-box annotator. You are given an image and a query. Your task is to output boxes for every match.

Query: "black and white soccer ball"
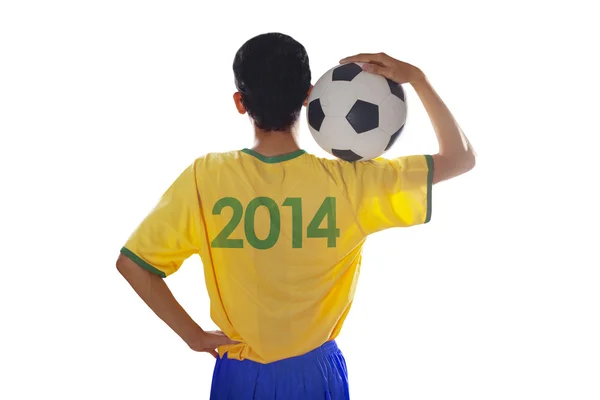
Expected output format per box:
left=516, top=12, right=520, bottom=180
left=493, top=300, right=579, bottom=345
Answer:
left=306, top=62, right=407, bottom=161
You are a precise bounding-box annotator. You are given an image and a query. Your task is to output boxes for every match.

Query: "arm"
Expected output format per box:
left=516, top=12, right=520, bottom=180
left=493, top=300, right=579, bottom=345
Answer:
left=116, top=254, right=204, bottom=350
left=411, top=77, right=476, bottom=184
left=116, top=254, right=236, bottom=357
left=339, top=52, right=476, bottom=184
left=117, top=163, right=236, bottom=357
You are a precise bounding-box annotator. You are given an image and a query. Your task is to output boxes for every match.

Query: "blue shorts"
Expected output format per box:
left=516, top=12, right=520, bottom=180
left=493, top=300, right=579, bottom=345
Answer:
left=210, top=340, right=350, bottom=399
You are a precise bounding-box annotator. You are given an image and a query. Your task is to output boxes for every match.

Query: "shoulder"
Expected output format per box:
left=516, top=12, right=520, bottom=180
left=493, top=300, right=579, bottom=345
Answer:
left=191, top=150, right=243, bottom=171
left=304, top=154, right=431, bottom=185
left=303, top=152, right=350, bottom=170
left=303, top=152, right=390, bottom=173
left=194, top=150, right=243, bottom=163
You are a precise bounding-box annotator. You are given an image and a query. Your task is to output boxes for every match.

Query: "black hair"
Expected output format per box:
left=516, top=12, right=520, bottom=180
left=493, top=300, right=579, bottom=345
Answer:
left=233, top=32, right=311, bottom=132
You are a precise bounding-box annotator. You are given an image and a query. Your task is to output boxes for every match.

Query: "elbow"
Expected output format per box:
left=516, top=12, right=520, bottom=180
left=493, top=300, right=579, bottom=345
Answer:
left=432, top=151, right=476, bottom=184
left=116, top=253, right=129, bottom=276
left=461, top=152, right=476, bottom=173
left=453, top=146, right=476, bottom=174
left=452, top=154, right=476, bottom=179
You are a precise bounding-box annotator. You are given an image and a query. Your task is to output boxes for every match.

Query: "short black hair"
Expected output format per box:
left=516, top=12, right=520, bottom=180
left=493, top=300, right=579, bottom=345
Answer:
left=233, top=33, right=311, bottom=132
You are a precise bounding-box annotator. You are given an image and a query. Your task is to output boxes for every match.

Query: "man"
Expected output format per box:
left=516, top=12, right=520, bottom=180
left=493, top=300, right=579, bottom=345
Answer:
left=116, top=32, right=476, bottom=399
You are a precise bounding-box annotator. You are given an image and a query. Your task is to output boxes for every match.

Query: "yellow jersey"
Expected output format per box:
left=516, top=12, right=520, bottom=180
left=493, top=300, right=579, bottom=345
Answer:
left=121, top=149, right=433, bottom=363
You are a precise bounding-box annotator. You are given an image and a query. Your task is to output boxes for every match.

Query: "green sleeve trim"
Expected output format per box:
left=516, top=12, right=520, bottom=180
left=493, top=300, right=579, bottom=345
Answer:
left=241, top=148, right=306, bottom=163
left=424, top=155, right=434, bottom=224
left=120, top=247, right=167, bottom=278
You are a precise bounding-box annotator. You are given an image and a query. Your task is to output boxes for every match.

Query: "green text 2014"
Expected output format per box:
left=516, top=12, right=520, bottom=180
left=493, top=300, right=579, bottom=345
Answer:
left=211, top=197, right=340, bottom=249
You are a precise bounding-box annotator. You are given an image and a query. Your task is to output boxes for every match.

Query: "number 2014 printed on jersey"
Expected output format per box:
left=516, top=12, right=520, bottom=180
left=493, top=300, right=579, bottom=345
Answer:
left=211, top=197, right=340, bottom=249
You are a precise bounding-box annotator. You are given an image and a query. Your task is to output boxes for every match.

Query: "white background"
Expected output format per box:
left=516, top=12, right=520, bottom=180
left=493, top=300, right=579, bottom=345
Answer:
left=1, top=0, right=599, bottom=399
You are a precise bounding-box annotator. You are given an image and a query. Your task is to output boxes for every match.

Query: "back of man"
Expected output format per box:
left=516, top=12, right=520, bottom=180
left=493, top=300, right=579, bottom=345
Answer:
left=117, top=32, right=475, bottom=399
left=122, top=147, right=431, bottom=397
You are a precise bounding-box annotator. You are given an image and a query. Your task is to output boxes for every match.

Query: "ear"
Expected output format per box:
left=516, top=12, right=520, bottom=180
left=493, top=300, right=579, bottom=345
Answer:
left=233, top=92, right=246, bottom=114
left=303, top=85, right=313, bottom=107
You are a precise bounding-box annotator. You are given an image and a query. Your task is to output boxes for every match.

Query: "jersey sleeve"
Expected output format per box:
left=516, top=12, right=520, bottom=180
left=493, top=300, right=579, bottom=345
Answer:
left=120, top=162, right=204, bottom=278
left=341, top=155, right=434, bottom=235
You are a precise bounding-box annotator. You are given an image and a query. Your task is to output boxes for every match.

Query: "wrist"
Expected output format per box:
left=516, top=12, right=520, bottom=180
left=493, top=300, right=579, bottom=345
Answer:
left=182, top=324, right=206, bottom=348
left=409, top=68, right=427, bottom=87
left=410, top=75, right=430, bottom=92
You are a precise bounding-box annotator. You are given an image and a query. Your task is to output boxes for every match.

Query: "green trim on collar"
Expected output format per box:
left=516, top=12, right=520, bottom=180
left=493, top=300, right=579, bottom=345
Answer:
left=241, top=148, right=306, bottom=163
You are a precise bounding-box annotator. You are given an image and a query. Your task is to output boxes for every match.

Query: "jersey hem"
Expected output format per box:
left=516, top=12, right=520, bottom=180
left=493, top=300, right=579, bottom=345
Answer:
left=241, top=148, right=306, bottom=163
left=120, top=247, right=167, bottom=278
left=424, top=154, right=434, bottom=223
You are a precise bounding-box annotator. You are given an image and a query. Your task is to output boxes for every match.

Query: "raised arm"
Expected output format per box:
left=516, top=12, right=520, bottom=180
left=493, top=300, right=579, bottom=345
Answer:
left=340, top=53, right=476, bottom=184
left=411, top=76, right=476, bottom=183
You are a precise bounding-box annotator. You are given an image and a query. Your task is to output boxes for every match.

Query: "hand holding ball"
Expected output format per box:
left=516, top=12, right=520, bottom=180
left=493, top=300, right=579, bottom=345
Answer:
left=307, top=61, right=407, bottom=161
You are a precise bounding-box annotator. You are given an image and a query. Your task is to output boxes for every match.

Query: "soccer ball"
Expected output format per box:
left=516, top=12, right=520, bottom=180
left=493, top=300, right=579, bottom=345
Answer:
left=306, top=62, right=407, bottom=161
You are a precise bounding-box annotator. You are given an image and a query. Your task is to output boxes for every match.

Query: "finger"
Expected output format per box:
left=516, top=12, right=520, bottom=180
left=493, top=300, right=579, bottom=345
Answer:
left=361, top=63, right=394, bottom=80
left=212, top=331, right=241, bottom=346
left=217, top=337, right=240, bottom=346
left=340, top=53, right=385, bottom=65
left=339, top=53, right=378, bottom=63
left=207, top=349, right=218, bottom=358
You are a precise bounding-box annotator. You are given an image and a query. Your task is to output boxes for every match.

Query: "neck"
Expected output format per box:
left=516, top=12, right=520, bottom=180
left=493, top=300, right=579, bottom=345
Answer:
left=251, top=126, right=301, bottom=157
